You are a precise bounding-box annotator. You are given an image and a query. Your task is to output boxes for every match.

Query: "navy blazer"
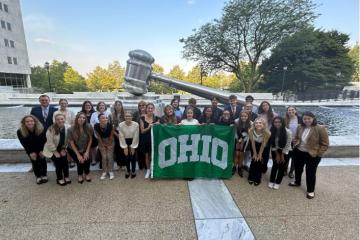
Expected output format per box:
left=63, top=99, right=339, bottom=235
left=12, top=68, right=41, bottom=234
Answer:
left=224, top=104, right=243, bottom=120
left=30, top=106, right=58, bottom=130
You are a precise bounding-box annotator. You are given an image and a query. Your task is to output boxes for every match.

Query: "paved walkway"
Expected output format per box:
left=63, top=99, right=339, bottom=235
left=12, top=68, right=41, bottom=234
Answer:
left=0, top=163, right=358, bottom=240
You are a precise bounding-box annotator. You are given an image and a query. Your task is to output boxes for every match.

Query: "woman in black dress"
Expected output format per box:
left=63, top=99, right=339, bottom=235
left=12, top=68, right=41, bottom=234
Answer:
left=140, top=103, right=160, bottom=179
left=17, top=115, right=47, bottom=184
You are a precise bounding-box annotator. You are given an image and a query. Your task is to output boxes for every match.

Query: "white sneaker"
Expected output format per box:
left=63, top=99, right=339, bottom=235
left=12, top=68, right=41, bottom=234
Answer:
left=100, top=172, right=107, bottom=180
left=273, top=184, right=280, bottom=190
left=268, top=182, right=275, bottom=189
left=144, top=169, right=151, bottom=179
left=109, top=172, right=115, bottom=180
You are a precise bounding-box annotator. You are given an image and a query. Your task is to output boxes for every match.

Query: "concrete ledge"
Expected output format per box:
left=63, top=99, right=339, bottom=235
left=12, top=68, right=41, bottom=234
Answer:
left=0, top=136, right=358, bottom=163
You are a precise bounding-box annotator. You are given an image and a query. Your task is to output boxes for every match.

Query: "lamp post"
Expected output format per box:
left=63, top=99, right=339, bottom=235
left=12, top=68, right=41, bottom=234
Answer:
left=44, top=62, right=52, bottom=92
left=200, top=65, right=204, bottom=85
left=281, top=66, right=288, bottom=95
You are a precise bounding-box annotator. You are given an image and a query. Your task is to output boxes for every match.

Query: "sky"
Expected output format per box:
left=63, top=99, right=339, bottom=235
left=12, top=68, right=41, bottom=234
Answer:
left=20, top=0, right=359, bottom=76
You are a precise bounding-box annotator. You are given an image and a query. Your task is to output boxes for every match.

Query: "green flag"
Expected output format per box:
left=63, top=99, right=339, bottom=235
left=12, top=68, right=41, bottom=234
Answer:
left=151, top=124, right=235, bottom=179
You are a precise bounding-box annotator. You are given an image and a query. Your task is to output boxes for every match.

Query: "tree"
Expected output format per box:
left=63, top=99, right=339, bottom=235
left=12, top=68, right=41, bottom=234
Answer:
left=186, top=65, right=203, bottom=84
left=148, top=63, right=175, bottom=94
left=30, top=66, right=48, bottom=92
left=63, top=67, right=87, bottom=92
left=349, top=44, right=359, bottom=82
left=180, top=0, right=317, bottom=92
left=260, top=28, right=354, bottom=92
left=49, top=60, right=70, bottom=93
left=86, top=66, right=117, bottom=91
left=108, top=61, right=125, bottom=90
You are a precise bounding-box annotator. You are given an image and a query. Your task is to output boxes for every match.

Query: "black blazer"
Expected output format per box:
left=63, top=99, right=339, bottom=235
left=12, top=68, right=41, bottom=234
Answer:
left=224, top=104, right=243, bottom=120
left=30, top=106, right=58, bottom=130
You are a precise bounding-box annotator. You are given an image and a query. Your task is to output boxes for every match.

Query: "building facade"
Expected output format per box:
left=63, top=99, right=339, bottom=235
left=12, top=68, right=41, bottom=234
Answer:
left=0, top=0, right=31, bottom=90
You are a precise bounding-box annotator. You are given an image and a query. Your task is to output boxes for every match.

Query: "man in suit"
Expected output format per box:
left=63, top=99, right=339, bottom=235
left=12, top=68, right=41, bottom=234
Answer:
left=30, top=95, right=58, bottom=131
left=210, top=97, right=223, bottom=123
left=224, top=94, right=243, bottom=120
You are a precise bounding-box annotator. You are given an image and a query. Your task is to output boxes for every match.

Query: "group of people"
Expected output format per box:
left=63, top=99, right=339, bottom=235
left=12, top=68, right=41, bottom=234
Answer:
left=17, top=94, right=329, bottom=199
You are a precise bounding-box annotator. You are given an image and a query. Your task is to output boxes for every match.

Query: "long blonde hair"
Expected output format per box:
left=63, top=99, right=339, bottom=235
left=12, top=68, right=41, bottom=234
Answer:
left=19, top=115, right=44, bottom=137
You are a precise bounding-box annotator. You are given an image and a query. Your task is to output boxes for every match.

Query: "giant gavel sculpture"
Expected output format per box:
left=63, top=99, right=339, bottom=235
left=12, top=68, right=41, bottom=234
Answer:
left=124, top=49, right=237, bottom=104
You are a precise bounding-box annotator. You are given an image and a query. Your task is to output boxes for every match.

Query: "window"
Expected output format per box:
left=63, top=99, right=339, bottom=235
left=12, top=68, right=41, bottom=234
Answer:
left=0, top=3, right=2, bottom=11
left=3, top=4, right=8, bottom=12
left=7, top=56, right=12, bottom=64
left=6, top=22, right=11, bottom=31
left=1, top=20, right=5, bottom=29
left=13, top=57, right=17, bottom=65
left=10, top=40, right=14, bottom=48
left=4, top=38, right=9, bottom=47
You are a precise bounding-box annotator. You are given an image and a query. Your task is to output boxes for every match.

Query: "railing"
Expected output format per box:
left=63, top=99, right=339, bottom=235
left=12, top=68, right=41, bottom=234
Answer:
left=273, top=90, right=360, bottom=102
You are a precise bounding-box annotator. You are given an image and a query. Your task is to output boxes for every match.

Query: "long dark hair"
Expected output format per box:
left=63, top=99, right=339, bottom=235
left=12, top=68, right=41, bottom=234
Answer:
left=237, top=111, right=251, bottom=131
left=258, top=101, right=274, bottom=120
left=81, top=100, right=95, bottom=114
left=270, top=116, right=287, bottom=148
left=300, top=111, right=318, bottom=126
left=72, top=112, right=93, bottom=142
left=202, top=106, right=213, bottom=123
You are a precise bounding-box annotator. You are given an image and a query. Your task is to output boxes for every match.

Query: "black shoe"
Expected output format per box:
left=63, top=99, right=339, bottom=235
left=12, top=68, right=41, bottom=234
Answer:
left=232, top=166, right=236, bottom=176
left=288, top=172, right=294, bottom=178
left=91, top=161, right=97, bottom=166
left=85, top=177, right=92, bottom=182
left=242, top=166, right=249, bottom=172
left=78, top=180, right=84, bottom=184
left=65, top=179, right=71, bottom=184
left=254, top=182, right=260, bottom=186
left=57, top=180, right=66, bottom=186
left=36, top=178, right=42, bottom=185
left=131, top=173, right=136, bottom=179
left=288, top=182, right=300, bottom=187
left=248, top=180, right=254, bottom=185
left=125, top=173, right=130, bottom=179
left=40, top=177, right=48, bottom=184
left=238, top=168, right=243, bottom=178
left=184, top=178, right=194, bottom=181
left=69, top=162, right=76, bottom=168
left=306, top=193, right=315, bottom=199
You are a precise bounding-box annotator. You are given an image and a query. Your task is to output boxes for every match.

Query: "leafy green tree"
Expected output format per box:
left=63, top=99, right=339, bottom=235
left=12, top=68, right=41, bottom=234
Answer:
left=349, top=44, right=359, bottom=82
left=49, top=60, right=70, bottom=93
left=148, top=63, right=175, bottom=94
left=108, top=61, right=125, bottom=90
left=260, top=28, right=354, bottom=92
left=30, top=66, right=48, bottom=92
left=63, top=67, right=87, bottom=92
left=180, top=0, right=317, bottom=92
left=86, top=66, right=117, bottom=91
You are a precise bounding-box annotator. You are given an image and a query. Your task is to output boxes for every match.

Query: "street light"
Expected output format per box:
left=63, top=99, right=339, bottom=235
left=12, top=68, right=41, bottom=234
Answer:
left=44, top=62, right=52, bottom=92
left=281, top=66, right=288, bottom=95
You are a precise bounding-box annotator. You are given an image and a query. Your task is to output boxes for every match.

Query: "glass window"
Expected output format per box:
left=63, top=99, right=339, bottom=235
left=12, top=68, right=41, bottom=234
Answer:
left=4, top=38, right=9, bottom=47
left=7, top=56, right=12, bottom=64
left=0, top=3, right=2, bottom=11
left=1, top=21, right=5, bottom=29
left=13, top=57, right=17, bottom=65
left=6, top=22, right=11, bottom=31
left=4, top=4, right=8, bottom=12
left=10, top=40, right=14, bottom=48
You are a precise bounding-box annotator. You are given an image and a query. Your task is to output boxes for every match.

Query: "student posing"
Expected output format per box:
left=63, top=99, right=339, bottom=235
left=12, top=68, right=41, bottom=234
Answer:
left=268, top=117, right=292, bottom=190
left=17, top=115, right=47, bottom=184
left=67, top=112, right=93, bottom=184
left=118, top=111, right=139, bottom=179
left=43, top=113, right=70, bottom=186
left=248, top=118, right=271, bottom=186
left=289, top=112, right=329, bottom=199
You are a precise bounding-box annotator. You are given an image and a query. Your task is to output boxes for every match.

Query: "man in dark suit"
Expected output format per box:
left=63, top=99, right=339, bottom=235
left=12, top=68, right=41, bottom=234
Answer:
left=30, top=94, right=58, bottom=131
left=224, top=94, right=243, bottom=120
left=210, top=97, right=223, bottom=123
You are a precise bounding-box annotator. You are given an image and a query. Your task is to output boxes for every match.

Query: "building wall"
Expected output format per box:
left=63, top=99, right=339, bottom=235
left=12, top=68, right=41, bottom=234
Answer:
left=0, top=0, right=31, bottom=76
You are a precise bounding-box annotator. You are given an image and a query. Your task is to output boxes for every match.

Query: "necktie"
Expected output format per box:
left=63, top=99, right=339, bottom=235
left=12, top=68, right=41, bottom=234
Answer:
left=43, top=109, right=48, bottom=122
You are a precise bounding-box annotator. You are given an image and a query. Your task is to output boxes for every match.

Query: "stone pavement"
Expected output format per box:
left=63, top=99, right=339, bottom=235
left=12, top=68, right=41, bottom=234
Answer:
left=0, top=165, right=358, bottom=240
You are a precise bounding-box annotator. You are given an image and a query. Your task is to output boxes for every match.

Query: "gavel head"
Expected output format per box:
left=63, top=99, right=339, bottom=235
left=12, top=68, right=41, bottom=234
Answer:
left=124, top=49, right=155, bottom=96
